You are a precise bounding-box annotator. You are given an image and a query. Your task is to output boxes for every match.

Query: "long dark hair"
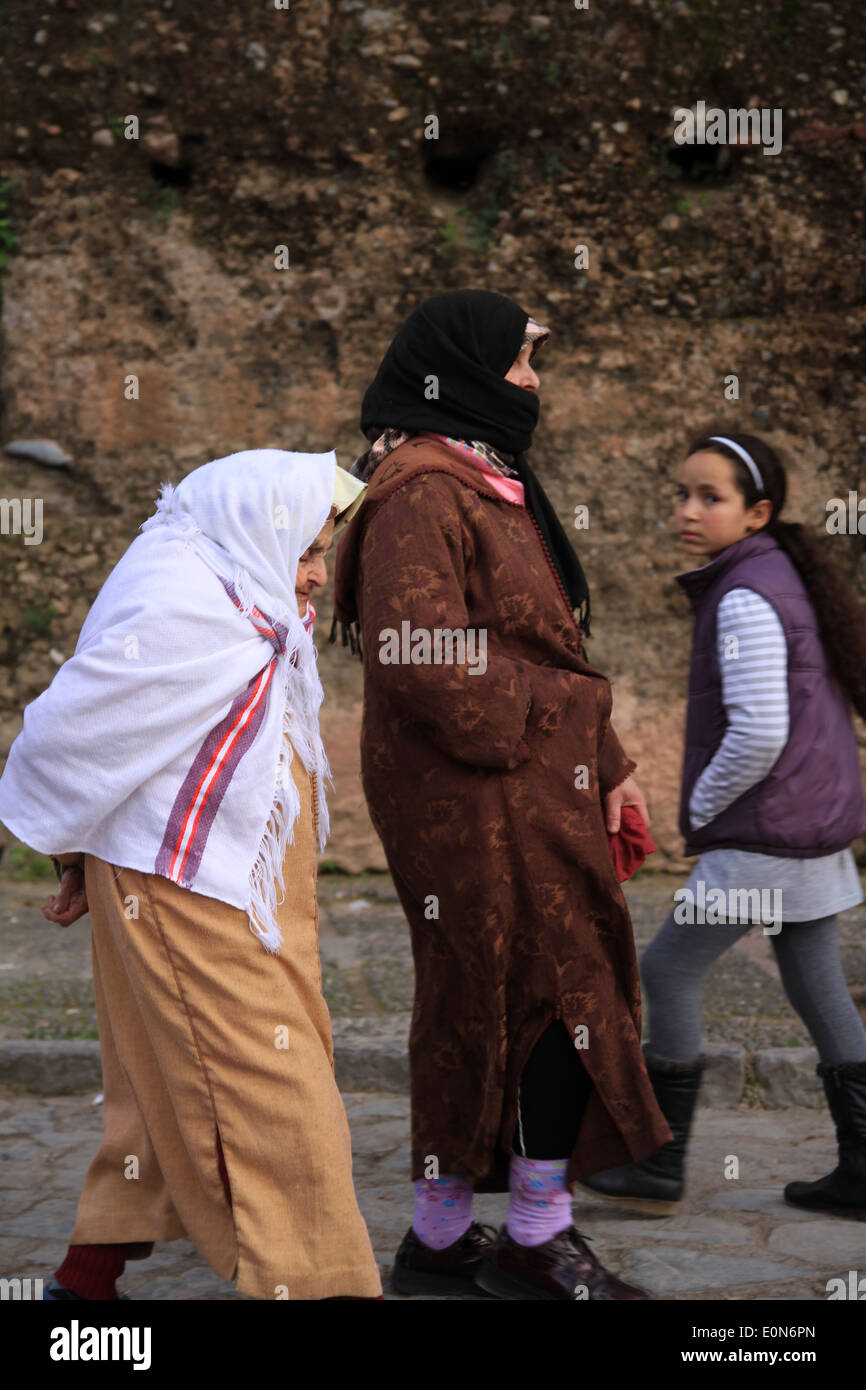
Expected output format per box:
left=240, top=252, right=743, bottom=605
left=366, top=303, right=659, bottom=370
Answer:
left=687, top=431, right=866, bottom=722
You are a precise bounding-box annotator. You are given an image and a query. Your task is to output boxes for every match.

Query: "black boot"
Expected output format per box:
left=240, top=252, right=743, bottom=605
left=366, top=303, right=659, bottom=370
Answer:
left=575, top=1047, right=705, bottom=1216
left=784, top=1060, right=866, bottom=1215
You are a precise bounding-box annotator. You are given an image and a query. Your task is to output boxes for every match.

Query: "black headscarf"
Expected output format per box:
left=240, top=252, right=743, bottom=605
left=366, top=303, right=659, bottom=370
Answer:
left=357, top=290, right=592, bottom=637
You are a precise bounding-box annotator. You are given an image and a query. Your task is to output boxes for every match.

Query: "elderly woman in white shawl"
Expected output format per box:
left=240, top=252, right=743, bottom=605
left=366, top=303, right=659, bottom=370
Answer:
left=0, top=449, right=382, bottom=1302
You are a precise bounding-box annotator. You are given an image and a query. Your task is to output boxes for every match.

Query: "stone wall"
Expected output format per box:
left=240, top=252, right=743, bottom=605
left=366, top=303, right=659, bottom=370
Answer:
left=1, top=0, right=864, bottom=869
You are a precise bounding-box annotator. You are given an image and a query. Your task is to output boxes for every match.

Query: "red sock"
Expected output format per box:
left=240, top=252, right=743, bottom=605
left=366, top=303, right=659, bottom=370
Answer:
left=55, top=1243, right=129, bottom=1300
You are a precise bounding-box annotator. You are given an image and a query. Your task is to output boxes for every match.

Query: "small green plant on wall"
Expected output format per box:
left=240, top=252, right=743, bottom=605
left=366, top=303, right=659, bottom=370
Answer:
left=23, top=605, right=58, bottom=635
left=137, top=180, right=180, bottom=224
left=0, top=179, right=19, bottom=304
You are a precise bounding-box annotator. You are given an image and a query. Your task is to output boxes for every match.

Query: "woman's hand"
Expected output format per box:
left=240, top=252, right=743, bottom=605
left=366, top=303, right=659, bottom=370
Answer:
left=603, top=775, right=650, bottom=834
left=42, top=855, right=89, bottom=927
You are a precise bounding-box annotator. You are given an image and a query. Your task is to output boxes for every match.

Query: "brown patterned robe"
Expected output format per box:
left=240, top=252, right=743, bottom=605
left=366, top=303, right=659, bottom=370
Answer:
left=334, top=438, right=672, bottom=1192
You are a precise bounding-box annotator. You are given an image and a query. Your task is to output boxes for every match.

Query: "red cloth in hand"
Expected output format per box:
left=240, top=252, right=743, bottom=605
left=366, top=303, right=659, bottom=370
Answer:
left=607, top=804, right=656, bottom=882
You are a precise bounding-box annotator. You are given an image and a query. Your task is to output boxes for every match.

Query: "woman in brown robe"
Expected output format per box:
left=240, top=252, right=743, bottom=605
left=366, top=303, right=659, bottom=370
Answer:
left=332, top=291, right=672, bottom=1301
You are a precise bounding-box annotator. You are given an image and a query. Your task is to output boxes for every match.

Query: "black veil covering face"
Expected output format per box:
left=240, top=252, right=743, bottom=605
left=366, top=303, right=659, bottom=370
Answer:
left=344, top=289, right=592, bottom=640
left=360, top=289, right=542, bottom=455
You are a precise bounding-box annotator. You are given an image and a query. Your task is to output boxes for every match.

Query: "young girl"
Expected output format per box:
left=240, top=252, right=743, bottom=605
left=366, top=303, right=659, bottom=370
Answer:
left=581, top=432, right=866, bottom=1218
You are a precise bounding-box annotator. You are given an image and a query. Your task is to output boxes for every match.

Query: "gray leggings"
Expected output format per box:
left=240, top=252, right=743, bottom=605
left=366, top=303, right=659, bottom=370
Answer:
left=641, top=910, right=866, bottom=1065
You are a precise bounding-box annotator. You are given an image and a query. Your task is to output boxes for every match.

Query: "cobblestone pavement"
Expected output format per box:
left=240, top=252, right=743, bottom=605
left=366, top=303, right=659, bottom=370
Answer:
left=1, top=1089, right=864, bottom=1301
left=2, top=866, right=865, bottom=1299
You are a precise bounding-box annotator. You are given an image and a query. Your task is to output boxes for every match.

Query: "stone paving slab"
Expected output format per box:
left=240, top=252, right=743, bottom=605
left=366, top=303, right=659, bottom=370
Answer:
left=0, top=1038, right=845, bottom=1114
left=2, top=869, right=864, bottom=1045
left=0, top=1032, right=835, bottom=1113
left=0, top=1089, right=863, bottom=1301
left=1, top=868, right=864, bottom=1109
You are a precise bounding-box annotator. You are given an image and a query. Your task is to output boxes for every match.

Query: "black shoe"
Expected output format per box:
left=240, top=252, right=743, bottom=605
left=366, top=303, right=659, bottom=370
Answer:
left=474, top=1224, right=649, bottom=1301
left=576, top=1047, right=705, bottom=1215
left=43, top=1279, right=131, bottom=1300
left=785, top=1060, right=866, bottom=1216
left=391, top=1222, right=497, bottom=1295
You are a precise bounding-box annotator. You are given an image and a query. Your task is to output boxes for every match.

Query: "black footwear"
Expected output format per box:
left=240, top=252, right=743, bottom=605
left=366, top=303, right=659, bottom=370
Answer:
left=575, top=1047, right=705, bottom=1215
left=391, top=1222, right=497, bottom=1295
left=474, top=1224, right=649, bottom=1301
left=43, top=1280, right=131, bottom=1300
left=784, top=1060, right=866, bottom=1216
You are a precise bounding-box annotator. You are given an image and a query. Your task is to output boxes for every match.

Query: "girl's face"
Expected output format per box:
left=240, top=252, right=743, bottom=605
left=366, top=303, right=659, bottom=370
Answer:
left=504, top=341, right=540, bottom=391
left=295, top=516, right=335, bottom=616
left=675, top=450, right=772, bottom=560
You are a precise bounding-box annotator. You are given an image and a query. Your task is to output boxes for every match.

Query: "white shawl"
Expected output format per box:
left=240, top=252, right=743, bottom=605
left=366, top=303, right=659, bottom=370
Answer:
left=0, top=448, right=338, bottom=952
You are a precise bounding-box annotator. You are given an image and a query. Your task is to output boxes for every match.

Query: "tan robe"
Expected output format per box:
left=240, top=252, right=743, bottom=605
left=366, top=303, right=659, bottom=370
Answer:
left=71, top=748, right=382, bottom=1300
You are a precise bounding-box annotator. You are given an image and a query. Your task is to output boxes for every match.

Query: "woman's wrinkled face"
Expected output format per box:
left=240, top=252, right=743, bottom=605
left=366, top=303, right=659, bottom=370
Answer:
left=295, top=515, right=335, bottom=616
left=504, top=341, right=540, bottom=391
left=675, top=451, right=770, bottom=560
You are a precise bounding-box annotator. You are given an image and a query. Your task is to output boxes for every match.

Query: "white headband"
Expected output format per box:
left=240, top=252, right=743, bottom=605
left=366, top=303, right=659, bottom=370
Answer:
left=708, top=436, right=765, bottom=494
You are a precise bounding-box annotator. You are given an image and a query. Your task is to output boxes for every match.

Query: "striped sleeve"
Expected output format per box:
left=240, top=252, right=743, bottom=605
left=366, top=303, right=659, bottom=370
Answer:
left=688, top=588, right=789, bottom=830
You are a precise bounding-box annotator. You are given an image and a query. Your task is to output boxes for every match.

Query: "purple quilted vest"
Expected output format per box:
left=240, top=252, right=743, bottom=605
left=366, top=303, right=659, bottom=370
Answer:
left=675, top=530, right=864, bottom=858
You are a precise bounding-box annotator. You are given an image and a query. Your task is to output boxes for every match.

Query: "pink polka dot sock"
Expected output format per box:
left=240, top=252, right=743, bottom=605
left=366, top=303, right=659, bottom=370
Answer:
left=412, top=1173, right=475, bottom=1250
left=506, top=1155, right=573, bottom=1247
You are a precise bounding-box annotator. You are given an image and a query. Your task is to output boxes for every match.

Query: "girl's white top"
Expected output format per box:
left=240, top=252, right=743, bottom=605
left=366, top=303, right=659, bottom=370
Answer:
left=0, top=448, right=338, bottom=953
